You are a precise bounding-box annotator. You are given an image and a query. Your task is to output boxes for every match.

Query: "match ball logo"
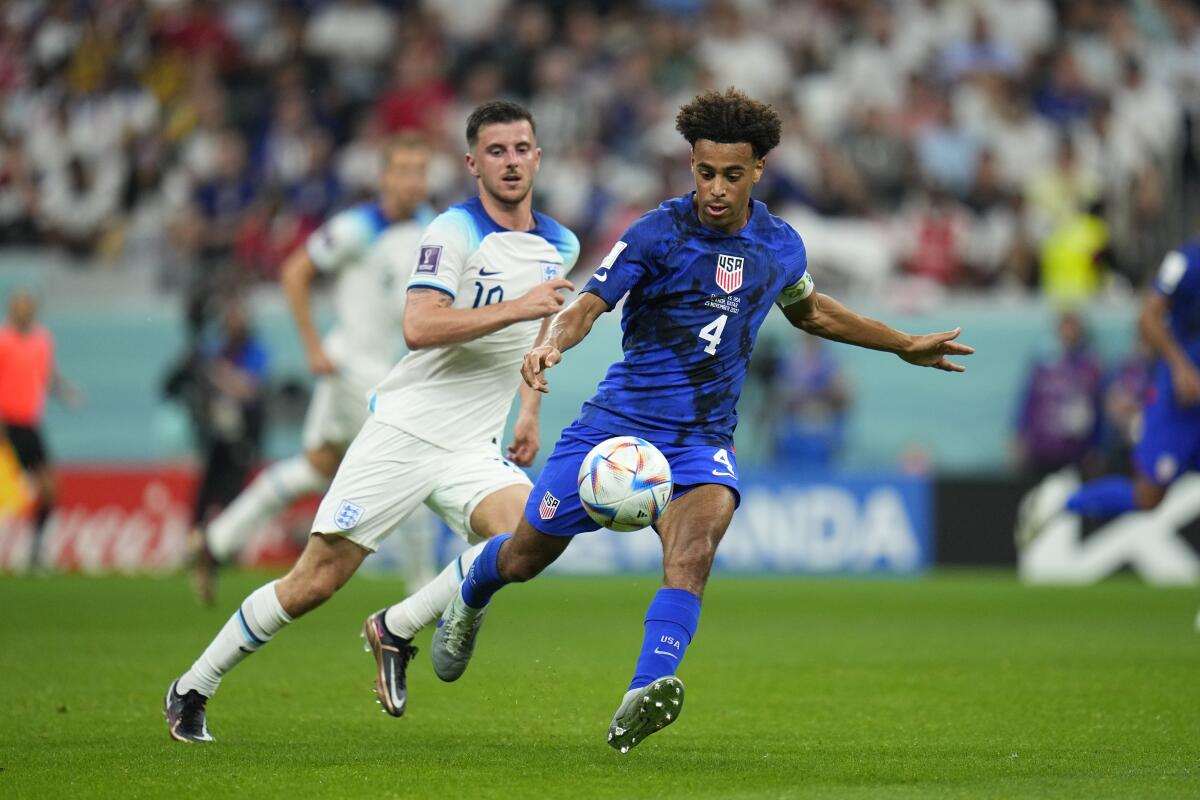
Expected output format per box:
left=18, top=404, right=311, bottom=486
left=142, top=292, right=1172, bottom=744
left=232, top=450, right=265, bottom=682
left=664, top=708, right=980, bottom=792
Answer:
left=715, top=254, right=743, bottom=294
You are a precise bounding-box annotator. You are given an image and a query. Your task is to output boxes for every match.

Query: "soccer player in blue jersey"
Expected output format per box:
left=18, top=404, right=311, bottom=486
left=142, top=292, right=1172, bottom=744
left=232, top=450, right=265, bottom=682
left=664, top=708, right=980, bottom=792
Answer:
left=1019, top=241, right=1200, bottom=539
left=430, top=89, right=974, bottom=752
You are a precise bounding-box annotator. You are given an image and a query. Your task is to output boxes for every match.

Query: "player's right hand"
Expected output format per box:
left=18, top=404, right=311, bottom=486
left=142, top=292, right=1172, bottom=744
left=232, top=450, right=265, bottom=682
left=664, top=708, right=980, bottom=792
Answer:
left=1173, top=363, right=1200, bottom=406
left=307, top=348, right=337, bottom=376
left=522, top=345, right=562, bottom=393
left=513, top=279, right=575, bottom=321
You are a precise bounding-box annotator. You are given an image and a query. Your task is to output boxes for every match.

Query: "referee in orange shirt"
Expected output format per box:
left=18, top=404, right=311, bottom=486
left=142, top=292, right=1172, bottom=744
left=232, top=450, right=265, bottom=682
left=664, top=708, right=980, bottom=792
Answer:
left=0, top=290, right=79, bottom=568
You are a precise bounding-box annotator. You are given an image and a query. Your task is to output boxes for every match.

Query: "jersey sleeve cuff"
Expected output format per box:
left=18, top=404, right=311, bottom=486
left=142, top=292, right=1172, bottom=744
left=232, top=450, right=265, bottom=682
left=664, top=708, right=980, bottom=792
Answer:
left=407, top=281, right=457, bottom=300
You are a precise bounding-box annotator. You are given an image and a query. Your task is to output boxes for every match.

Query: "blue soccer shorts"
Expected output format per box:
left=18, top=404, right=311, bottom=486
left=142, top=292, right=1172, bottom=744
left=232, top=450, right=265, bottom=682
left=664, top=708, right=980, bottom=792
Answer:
left=524, top=421, right=741, bottom=537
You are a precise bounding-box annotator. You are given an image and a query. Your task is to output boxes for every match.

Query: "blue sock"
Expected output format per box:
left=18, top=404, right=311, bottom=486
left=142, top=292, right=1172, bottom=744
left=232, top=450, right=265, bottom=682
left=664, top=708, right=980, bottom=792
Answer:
left=460, top=533, right=511, bottom=609
left=1065, top=477, right=1137, bottom=518
left=629, top=588, right=702, bottom=691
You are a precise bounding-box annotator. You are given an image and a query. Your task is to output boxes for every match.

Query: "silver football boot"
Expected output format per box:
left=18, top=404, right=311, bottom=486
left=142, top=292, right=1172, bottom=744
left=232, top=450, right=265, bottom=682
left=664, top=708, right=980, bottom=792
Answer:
left=606, top=675, right=685, bottom=753
left=430, top=588, right=489, bottom=682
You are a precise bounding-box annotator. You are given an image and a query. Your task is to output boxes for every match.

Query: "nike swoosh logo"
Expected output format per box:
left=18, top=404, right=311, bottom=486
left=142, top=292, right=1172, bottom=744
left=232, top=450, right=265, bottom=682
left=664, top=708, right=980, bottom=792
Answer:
left=712, top=470, right=735, bottom=477
left=478, top=267, right=502, bottom=277
left=653, top=648, right=679, bottom=660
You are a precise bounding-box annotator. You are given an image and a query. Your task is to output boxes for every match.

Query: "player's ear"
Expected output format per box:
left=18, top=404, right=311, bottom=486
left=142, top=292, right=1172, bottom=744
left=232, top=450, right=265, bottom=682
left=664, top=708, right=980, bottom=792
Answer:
left=533, top=146, right=541, bottom=172
left=753, top=157, right=765, bottom=184
left=464, top=151, right=479, bottom=178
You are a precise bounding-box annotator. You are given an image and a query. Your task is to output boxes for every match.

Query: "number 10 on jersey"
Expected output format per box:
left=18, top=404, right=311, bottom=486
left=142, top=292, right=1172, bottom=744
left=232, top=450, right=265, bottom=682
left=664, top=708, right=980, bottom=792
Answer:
left=699, top=314, right=728, bottom=355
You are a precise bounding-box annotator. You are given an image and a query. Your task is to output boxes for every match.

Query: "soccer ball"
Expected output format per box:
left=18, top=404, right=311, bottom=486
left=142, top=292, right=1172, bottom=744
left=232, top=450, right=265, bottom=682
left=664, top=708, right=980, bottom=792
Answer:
left=577, top=436, right=673, bottom=532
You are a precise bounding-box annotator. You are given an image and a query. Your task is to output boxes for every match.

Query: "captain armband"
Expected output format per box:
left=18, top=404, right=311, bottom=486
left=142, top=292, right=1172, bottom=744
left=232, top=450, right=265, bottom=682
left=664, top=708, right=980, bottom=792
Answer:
left=775, top=273, right=814, bottom=308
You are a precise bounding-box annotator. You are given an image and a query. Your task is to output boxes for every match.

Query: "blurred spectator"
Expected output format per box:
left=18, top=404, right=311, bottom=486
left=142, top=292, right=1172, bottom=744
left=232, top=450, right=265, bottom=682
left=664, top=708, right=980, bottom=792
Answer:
left=1026, top=137, right=1101, bottom=242
left=899, top=183, right=969, bottom=286
left=0, top=0, right=1191, bottom=297
left=37, top=155, right=126, bottom=258
left=304, top=0, right=396, bottom=100
left=1039, top=199, right=1111, bottom=302
left=375, top=43, right=454, bottom=134
left=1013, top=311, right=1104, bottom=477
left=765, top=336, right=852, bottom=471
left=1103, top=338, right=1153, bottom=471
left=163, top=298, right=268, bottom=537
left=0, top=136, right=37, bottom=244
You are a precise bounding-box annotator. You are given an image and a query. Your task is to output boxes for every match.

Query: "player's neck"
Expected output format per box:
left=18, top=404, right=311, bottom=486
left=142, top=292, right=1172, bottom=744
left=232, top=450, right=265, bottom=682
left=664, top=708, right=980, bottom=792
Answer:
left=478, top=191, right=535, bottom=232
left=379, top=196, right=415, bottom=222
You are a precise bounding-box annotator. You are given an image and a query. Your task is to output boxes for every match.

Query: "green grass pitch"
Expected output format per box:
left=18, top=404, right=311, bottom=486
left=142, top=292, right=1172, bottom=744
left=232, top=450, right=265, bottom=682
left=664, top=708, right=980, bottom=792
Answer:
left=0, top=570, right=1197, bottom=798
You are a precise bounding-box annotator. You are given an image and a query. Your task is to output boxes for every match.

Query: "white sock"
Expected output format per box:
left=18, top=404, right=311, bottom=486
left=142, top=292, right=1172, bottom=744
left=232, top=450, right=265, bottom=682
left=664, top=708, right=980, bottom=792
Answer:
left=177, top=580, right=293, bottom=697
left=207, top=456, right=329, bottom=561
left=397, top=511, right=439, bottom=589
left=384, top=541, right=486, bottom=640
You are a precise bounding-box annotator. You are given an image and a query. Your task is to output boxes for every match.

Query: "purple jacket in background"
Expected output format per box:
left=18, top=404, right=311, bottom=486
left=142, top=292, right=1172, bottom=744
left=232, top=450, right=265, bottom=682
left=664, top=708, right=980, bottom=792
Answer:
left=1016, top=349, right=1104, bottom=469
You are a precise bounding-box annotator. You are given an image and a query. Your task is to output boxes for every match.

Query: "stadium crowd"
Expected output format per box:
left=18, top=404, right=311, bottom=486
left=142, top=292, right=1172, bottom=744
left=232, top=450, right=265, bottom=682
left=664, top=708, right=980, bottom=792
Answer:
left=1, top=0, right=1198, bottom=306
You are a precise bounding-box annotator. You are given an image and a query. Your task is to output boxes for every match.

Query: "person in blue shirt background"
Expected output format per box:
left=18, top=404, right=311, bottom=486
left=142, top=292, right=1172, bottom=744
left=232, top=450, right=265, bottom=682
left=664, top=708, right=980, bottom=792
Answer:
left=431, top=88, right=975, bottom=752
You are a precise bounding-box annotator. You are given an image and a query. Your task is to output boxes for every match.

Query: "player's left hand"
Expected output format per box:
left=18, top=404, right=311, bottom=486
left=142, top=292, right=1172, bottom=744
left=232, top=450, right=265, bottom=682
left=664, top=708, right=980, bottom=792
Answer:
left=899, top=327, right=975, bottom=372
left=507, top=413, right=540, bottom=466
left=522, top=345, right=563, bottom=393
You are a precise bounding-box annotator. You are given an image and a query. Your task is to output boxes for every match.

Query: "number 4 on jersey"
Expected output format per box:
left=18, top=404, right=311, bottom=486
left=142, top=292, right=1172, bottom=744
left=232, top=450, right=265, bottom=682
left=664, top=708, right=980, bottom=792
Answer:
left=699, top=314, right=728, bottom=355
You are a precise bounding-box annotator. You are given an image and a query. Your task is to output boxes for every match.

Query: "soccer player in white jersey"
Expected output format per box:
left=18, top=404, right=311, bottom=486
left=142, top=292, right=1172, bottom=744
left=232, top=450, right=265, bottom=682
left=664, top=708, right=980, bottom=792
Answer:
left=195, top=134, right=436, bottom=604
left=164, top=101, right=579, bottom=742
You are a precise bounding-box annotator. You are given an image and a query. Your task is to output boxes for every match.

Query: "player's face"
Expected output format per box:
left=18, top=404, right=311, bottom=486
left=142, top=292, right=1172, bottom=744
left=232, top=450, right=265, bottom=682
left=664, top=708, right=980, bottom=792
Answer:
left=8, top=292, right=36, bottom=330
left=466, top=120, right=540, bottom=208
left=690, top=139, right=764, bottom=232
left=380, top=145, right=430, bottom=218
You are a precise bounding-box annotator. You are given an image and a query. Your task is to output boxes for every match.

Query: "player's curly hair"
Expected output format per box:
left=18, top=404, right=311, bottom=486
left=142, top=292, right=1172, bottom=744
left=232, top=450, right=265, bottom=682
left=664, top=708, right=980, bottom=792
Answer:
left=675, top=88, right=782, bottom=159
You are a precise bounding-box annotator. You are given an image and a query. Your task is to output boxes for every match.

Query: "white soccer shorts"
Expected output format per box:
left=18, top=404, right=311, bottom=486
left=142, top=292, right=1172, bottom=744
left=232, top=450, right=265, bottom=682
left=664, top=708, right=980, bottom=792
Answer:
left=311, top=416, right=532, bottom=550
left=301, top=374, right=372, bottom=451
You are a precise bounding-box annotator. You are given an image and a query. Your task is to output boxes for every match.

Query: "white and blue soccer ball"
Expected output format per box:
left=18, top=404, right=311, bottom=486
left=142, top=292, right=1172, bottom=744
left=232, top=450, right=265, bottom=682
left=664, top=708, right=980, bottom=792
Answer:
left=577, top=436, right=673, bottom=532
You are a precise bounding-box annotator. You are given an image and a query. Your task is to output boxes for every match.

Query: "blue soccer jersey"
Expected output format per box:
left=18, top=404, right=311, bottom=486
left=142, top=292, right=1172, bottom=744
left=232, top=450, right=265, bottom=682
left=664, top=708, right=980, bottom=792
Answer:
left=1136, top=240, right=1200, bottom=485
left=1152, top=240, right=1200, bottom=362
left=577, top=193, right=811, bottom=448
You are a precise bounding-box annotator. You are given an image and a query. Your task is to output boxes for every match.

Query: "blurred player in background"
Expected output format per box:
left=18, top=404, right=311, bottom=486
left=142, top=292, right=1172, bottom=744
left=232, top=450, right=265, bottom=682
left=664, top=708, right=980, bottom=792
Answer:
left=199, top=135, right=436, bottom=601
left=0, top=290, right=80, bottom=570
left=164, top=101, right=579, bottom=742
left=1019, top=240, right=1200, bottom=546
left=430, top=89, right=973, bottom=752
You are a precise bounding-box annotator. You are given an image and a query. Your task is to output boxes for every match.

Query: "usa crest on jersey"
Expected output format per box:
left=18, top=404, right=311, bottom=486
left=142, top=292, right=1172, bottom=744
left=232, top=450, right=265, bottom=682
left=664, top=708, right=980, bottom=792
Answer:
left=715, top=254, right=743, bottom=294
left=538, top=491, right=560, bottom=520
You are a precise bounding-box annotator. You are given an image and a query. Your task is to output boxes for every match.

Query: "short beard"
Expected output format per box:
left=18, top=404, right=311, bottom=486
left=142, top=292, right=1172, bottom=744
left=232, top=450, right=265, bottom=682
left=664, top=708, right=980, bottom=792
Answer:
left=481, top=175, right=531, bottom=208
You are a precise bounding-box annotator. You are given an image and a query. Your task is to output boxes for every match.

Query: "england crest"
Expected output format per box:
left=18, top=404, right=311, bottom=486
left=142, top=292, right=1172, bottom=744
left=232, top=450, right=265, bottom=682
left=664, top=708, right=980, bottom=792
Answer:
left=334, top=500, right=364, bottom=530
left=538, top=491, right=560, bottom=520
left=715, top=254, right=743, bottom=294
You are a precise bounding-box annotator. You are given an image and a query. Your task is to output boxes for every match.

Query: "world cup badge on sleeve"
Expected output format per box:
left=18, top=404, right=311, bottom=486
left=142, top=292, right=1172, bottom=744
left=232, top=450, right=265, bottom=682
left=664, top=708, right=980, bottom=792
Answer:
left=416, top=245, right=442, bottom=275
left=715, top=254, right=744, bottom=294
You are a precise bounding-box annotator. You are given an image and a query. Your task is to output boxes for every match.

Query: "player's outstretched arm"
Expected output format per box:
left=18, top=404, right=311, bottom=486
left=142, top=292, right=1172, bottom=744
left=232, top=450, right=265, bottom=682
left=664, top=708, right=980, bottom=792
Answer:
left=404, top=279, right=574, bottom=350
left=281, top=247, right=336, bottom=376
left=783, top=291, right=974, bottom=372
left=521, top=292, right=609, bottom=393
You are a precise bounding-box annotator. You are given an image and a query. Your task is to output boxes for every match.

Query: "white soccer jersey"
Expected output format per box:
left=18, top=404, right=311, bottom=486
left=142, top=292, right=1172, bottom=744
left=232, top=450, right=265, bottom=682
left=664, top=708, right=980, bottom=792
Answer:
left=369, top=197, right=580, bottom=450
left=306, top=202, right=435, bottom=387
